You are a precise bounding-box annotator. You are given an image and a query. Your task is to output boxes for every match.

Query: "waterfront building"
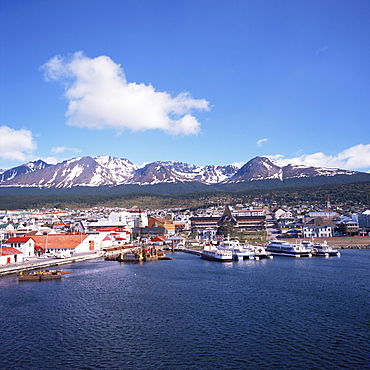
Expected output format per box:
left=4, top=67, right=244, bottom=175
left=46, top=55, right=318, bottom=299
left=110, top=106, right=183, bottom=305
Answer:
left=4, top=236, right=36, bottom=259
left=30, top=234, right=97, bottom=256
left=190, top=205, right=266, bottom=233
left=337, top=221, right=359, bottom=236
left=0, top=246, right=23, bottom=265
left=302, top=225, right=333, bottom=238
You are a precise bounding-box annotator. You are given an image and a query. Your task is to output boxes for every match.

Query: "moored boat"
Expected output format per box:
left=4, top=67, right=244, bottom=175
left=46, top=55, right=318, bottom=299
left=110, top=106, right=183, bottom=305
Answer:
left=201, top=245, right=233, bottom=262
left=219, top=240, right=255, bottom=260
left=266, top=240, right=312, bottom=257
left=310, top=241, right=341, bottom=257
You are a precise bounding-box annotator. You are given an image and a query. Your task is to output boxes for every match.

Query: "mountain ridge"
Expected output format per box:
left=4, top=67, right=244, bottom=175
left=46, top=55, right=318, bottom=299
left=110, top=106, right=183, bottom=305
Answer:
left=0, top=155, right=364, bottom=191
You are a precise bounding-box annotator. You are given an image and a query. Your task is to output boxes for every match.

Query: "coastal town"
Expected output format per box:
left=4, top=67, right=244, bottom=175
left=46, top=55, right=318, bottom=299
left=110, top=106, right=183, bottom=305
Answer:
left=1, top=197, right=370, bottom=274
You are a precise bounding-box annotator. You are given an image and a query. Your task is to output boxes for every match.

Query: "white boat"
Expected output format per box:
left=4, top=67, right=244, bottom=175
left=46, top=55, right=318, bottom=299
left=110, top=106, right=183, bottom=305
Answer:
left=201, top=244, right=233, bottom=262
left=310, top=241, right=341, bottom=257
left=266, top=240, right=312, bottom=257
left=219, top=240, right=255, bottom=260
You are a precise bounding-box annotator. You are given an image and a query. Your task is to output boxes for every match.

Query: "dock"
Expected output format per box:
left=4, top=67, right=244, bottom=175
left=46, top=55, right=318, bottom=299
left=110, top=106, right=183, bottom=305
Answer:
left=182, top=248, right=201, bottom=256
left=0, top=251, right=104, bottom=277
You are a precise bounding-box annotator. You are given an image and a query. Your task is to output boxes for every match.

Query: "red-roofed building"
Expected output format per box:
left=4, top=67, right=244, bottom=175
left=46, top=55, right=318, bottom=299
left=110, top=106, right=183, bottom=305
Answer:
left=30, top=234, right=94, bottom=257
left=4, top=236, right=36, bottom=259
left=0, top=246, right=23, bottom=265
left=101, top=235, right=112, bottom=249
left=98, top=227, right=131, bottom=246
left=99, top=227, right=118, bottom=232
left=151, top=236, right=167, bottom=244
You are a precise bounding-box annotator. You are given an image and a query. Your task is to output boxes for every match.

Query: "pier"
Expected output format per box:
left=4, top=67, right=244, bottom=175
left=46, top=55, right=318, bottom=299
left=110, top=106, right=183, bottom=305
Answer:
left=182, top=248, right=201, bottom=256
left=0, top=251, right=104, bottom=277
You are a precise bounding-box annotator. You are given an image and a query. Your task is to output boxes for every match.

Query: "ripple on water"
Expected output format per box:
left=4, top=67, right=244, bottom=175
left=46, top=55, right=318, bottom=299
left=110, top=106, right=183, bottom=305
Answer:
left=0, top=251, right=369, bottom=369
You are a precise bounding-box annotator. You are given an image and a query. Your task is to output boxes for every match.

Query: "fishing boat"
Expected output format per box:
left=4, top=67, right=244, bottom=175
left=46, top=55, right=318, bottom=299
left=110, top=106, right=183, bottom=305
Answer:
left=18, top=270, right=68, bottom=281
left=266, top=240, right=312, bottom=257
left=200, top=244, right=233, bottom=262
left=310, top=241, right=341, bottom=257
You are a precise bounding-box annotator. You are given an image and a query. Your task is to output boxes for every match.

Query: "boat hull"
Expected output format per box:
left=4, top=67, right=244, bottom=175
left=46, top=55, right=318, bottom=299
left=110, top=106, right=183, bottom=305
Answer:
left=267, top=250, right=311, bottom=257
left=18, top=270, right=63, bottom=281
left=266, top=241, right=312, bottom=257
left=201, top=253, right=233, bottom=262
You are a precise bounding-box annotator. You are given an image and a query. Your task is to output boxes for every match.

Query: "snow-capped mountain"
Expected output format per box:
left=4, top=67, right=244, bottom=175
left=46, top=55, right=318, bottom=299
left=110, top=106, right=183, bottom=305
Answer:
left=224, top=157, right=283, bottom=182
left=0, top=156, right=137, bottom=188
left=0, top=160, right=50, bottom=182
left=0, top=155, right=361, bottom=189
left=129, top=162, right=186, bottom=185
left=158, top=161, right=238, bottom=183
left=224, top=156, right=357, bottom=183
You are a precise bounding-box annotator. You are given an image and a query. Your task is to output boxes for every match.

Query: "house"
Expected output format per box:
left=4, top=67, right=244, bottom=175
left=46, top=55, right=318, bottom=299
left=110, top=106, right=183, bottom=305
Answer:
left=0, top=246, right=23, bottom=265
left=4, top=236, right=36, bottom=259
left=101, top=235, right=112, bottom=249
left=337, top=221, right=359, bottom=236
left=0, top=223, right=17, bottom=241
left=95, top=227, right=131, bottom=250
left=302, top=225, right=333, bottom=238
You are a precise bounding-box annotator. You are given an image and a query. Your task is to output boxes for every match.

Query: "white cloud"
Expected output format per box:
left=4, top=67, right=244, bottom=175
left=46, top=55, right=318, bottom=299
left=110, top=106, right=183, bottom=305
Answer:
left=41, top=52, right=210, bottom=136
left=257, top=138, right=268, bottom=147
left=36, top=156, right=59, bottom=165
left=231, top=161, right=244, bottom=168
left=51, top=146, right=82, bottom=154
left=0, top=126, right=37, bottom=161
left=268, top=144, right=370, bottom=171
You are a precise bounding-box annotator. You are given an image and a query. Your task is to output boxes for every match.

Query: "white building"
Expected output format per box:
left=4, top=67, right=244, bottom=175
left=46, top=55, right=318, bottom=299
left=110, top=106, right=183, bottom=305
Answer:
left=303, top=225, right=333, bottom=238
left=109, top=210, right=148, bottom=228
left=0, top=246, right=23, bottom=265
left=4, top=236, right=36, bottom=259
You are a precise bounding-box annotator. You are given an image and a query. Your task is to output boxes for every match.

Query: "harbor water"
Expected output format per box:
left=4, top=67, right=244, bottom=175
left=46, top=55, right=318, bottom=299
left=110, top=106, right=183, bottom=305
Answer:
left=0, top=249, right=369, bottom=369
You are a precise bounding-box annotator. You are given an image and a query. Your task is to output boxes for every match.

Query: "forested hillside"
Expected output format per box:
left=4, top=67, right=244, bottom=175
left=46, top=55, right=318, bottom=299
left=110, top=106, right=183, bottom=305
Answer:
left=0, top=181, right=369, bottom=210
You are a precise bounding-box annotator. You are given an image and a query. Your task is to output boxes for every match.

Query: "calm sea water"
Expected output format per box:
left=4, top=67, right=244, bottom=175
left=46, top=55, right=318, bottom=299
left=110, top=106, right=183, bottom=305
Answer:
left=0, top=250, right=369, bottom=369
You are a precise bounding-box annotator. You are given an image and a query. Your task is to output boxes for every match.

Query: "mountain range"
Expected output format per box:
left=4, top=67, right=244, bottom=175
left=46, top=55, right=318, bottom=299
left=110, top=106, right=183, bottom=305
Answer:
left=0, top=156, right=368, bottom=195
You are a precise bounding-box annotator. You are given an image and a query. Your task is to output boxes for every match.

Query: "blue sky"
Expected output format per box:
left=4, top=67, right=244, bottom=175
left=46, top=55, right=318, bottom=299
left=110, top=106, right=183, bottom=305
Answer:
left=1, top=0, right=369, bottom=172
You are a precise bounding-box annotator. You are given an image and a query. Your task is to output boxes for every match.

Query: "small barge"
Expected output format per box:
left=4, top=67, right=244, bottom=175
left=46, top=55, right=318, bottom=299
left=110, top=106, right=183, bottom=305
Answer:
left=115, top=247, right=173, bottom=262
left=18, top=270, right=69, bottom=281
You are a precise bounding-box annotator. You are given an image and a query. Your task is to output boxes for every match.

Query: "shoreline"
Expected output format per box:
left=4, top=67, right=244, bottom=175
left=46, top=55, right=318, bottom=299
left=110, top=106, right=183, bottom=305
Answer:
left=0, top=251, right=104, bottom=277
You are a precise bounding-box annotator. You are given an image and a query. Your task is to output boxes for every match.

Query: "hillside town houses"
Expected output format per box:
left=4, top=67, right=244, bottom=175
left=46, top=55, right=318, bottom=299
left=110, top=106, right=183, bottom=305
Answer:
left=1, top=202, right=370, bottom=266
